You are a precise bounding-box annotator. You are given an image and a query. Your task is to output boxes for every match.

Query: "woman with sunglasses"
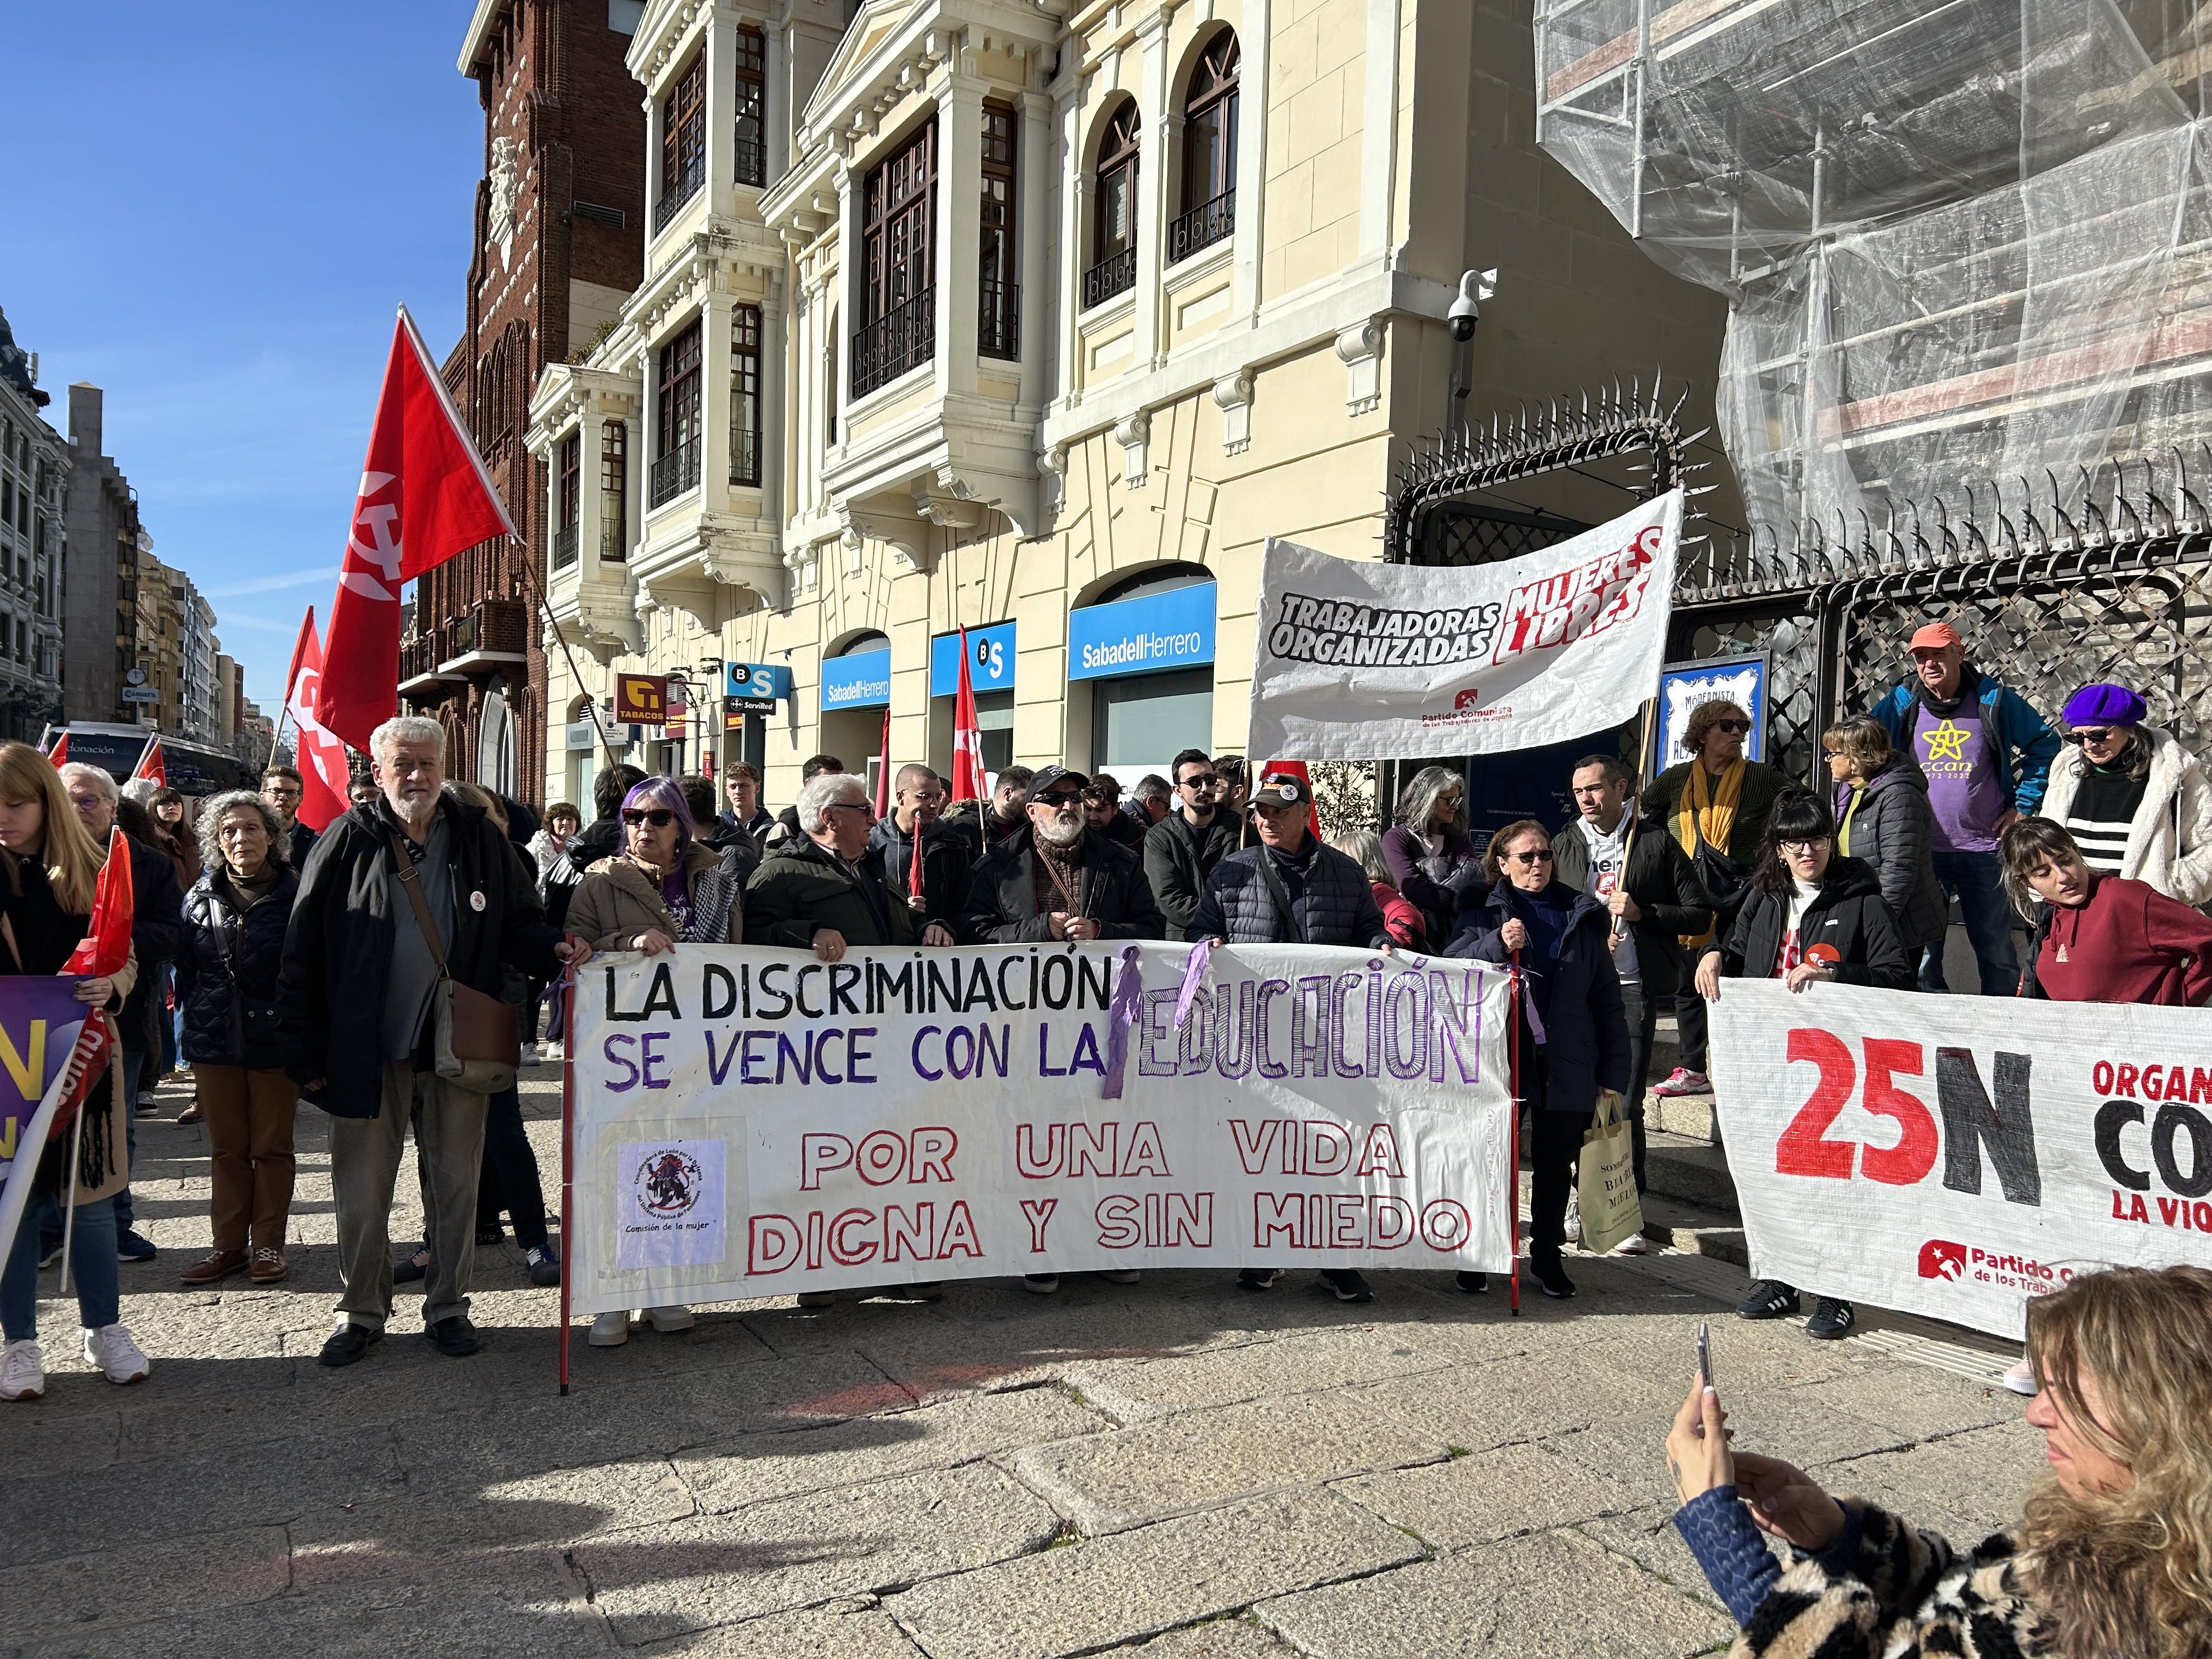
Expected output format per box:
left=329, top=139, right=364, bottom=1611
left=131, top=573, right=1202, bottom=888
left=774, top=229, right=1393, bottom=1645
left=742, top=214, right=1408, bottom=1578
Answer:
left=2035, top=682, right=2212, bottom=904
left=1447, top=819, right=1629, bottom=1301
left=566, top=777, right=748, bottom=1348
left=1646, top=700, right=1790, bottom=1102
left=1694, top=791, right=1914, bottom=1340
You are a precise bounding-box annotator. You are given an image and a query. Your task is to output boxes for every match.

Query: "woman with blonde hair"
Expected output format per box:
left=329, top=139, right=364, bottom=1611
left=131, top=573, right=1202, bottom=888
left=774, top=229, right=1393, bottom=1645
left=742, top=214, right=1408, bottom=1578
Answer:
left=1665, top=1262, right=2212, bottom=1657
left=1330, top=828, right=1428, bottom=950
left=1822, top=714, right=1946, bottom=956
left=0, top=743, right=146, bottom=1400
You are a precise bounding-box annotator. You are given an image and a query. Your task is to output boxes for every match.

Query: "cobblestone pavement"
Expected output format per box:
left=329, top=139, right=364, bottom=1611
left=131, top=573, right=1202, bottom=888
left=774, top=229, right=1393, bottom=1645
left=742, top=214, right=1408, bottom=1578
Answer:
left=3, top=1070, right=2040, bottom=1658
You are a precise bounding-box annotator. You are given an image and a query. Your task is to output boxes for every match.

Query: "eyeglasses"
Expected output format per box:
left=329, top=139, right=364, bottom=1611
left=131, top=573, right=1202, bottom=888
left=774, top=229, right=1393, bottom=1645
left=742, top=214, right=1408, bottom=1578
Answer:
left=1507, top=849, right=1553, bottom=865
left=1779, top=837, right=1832, bottom=855
left=620, top=808, right=677, bottom=827
left=1179, top=773, right=1220, bottom=788
left=1711, top=719, right=1751, bottom=735
left=826, top=800, right=876, bottom=819
left=2064, top=727, right=2121, bottom=746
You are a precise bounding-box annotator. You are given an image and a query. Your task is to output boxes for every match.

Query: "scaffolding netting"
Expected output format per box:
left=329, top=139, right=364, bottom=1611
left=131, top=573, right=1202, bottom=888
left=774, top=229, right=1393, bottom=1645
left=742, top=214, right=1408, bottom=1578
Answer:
left=1536, top=0, right=2212, bottom=535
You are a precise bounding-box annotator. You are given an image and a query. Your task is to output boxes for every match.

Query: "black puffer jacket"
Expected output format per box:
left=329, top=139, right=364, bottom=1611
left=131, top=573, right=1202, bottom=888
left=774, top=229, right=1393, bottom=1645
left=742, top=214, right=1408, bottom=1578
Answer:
left=960, top=825, right=1166, bottom=944
left=1188, top=843, right=1389, bottom=947
left=868, top=814, right=975, bottom=934
left=1711, top=855, right=1915, bottom=989
left=1832, top=762, right=1947, bottom=949
left=277, top=795, right=562, bottom=1118
left=177, top=866, right=300, bottom=1070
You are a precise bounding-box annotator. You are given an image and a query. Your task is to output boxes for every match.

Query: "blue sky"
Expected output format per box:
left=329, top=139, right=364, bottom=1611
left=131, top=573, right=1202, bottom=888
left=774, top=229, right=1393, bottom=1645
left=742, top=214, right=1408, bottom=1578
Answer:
left=1, top=3, right=485, bottom=713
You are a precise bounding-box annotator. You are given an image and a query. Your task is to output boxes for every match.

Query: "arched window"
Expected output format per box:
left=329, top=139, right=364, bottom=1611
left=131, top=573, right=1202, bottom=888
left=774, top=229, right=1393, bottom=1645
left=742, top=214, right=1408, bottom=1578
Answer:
left=1085, top=101, right=1141, bottom=309
left=1172, top=33, right=1238, bottom=264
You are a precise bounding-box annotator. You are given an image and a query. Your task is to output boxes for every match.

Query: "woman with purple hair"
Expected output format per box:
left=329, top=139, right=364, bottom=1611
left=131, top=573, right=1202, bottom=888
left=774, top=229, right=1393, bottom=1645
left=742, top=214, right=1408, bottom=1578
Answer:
left=566, top=774, right=749, bottom=1348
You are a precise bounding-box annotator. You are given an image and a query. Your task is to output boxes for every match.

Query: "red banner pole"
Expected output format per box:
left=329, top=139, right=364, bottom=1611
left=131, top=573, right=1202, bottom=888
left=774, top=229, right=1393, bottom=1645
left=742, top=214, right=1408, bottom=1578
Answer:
left=557, top=944, right=578, bottom=1396
left=1508, top=956, right=1522, bottom=1317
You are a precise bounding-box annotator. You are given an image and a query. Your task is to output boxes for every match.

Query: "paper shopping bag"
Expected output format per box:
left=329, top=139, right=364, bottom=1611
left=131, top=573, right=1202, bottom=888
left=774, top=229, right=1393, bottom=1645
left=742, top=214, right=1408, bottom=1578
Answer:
left=1578, top=1090, right=1644, bottom=1255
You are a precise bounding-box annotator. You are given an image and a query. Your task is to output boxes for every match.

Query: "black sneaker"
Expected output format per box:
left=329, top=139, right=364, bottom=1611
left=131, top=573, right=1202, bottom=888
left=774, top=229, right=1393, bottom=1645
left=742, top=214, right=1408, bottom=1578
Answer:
left=524, top=1243, right=560, bottom=1288
left=425, top=1316, right=481, bottom=1358
left=317, top=1324, right=382, bottom=1368
left=115, top=1229, right=158, bottom=1263
left=1236, top=1268, right=1283, bottom=1291
left=1455, top=1271, right=1488, bottom=1295
left=1321, top=1269, right=1373, bottom=1304
left=393, top=1246, right=430, bottom=1284
left=1022, top=1274, right=1059, bottom=1295
left=1805, top=1298, right=1856, bottom=1340
left=1531, top=1261, right=1577, bottom=1299
left=892, top=1282, right=944, bottom=1301
left=1736, top=1279, right=1801, bottom=1321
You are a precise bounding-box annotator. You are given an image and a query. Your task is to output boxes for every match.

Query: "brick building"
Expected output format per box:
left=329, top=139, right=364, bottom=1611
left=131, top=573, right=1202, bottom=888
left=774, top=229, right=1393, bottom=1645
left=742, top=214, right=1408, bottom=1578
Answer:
left=400, top=0, right=646, bottom=803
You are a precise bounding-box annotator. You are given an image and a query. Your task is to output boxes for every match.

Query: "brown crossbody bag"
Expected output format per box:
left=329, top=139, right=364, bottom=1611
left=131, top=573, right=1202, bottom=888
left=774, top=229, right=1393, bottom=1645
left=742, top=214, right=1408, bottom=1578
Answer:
left=387, top=829, right=519, bottom=1092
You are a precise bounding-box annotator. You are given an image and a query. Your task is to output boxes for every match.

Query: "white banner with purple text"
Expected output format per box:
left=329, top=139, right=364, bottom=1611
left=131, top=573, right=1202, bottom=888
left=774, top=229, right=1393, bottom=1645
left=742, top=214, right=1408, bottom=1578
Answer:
left=564, top=943, right=1514, bottom=1314
left=1711, top=979, right=2212, bottom=1338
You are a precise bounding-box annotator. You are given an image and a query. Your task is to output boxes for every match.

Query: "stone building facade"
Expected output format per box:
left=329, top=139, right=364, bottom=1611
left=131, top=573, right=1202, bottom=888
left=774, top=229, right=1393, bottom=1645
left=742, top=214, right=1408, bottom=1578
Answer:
left=528, top=0, right=1735, bottom=811
left=400, top=0, right=651, bottom=804
left=59, top=382, right=143, bottom=729
left=0, top=309, right=66, bottom=743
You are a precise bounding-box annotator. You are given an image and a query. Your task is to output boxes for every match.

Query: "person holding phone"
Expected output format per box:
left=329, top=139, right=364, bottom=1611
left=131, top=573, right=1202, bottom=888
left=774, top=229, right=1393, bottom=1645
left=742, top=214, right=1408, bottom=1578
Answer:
left=1664, top=1265, right=2212, bottom=1657
left=1694, top=791, right=1913, bottom=1340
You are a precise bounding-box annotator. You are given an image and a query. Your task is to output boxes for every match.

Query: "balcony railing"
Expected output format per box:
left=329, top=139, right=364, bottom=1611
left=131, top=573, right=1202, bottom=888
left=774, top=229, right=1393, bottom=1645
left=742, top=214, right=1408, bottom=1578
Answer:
left=399, top=632, right=443, bottom=687
left=446, top=598, right=529, bottom=664
left=1082, top=246, right=1137, bottom=311
left=652, top=155, right=704, bottom=235
left=599, top=518, right=627, bottom=561
left=852, top=288, right=936, bottom=398
left=979, top=280, right=1020, bottom=361
left=552, top=522, right=578, bottom=569
left=1168, top=189, right=1235, bottom=265
left=730, top=428, right=761, bottom=487
left=650, top=440, right=701, bottom=507
left=734, top=136, right=766, bottom=189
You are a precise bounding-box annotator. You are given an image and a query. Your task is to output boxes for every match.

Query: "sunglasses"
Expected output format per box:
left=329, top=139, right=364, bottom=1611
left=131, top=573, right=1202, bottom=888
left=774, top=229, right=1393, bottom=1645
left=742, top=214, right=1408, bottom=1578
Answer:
left=826, top=800, right=875, bottom=817
left=1035, top=792, right=1085, bottom=808
left=1179, top=773, right=1221, bottom=788
left=1710, top=719, right=1751, bottom=735
left=1507, top=849, right=1553, bottom=865
left=2064, top=727, right=2121, bottom=745
left=620, top=808, right=677, bottom=827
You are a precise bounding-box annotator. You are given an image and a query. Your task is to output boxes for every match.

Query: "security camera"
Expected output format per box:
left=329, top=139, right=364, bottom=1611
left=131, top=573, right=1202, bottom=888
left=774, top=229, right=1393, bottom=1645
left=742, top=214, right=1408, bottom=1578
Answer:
left=1447, top=269, right=1498, bottom=343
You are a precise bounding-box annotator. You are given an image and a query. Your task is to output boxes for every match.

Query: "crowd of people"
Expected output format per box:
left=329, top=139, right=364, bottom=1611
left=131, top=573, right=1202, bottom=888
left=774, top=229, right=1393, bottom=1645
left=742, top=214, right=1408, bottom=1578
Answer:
left=2, top=618, right=2209, bottom=1402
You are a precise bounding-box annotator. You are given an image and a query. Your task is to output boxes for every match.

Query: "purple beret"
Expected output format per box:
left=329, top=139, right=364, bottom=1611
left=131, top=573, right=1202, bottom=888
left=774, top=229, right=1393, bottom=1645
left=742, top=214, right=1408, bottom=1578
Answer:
left=2062, top=682, right=2146, bottom=727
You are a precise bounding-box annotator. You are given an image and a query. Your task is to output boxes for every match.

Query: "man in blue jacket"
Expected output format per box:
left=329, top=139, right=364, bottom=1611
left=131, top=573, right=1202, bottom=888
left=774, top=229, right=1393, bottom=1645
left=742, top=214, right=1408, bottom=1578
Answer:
left=1869, top=622, right=2059, bottom=994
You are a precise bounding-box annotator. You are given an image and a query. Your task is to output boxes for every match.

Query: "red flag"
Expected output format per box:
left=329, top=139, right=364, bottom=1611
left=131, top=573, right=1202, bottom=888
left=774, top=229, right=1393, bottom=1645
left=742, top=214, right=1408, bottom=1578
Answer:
left=285, top=608, right=351, bottom=832
left=45, top=732, right=67, bottom=766
left=315, top=307, right=517, bottom=751
left=52, top=827, right=136, bottom=1141
left=950, top=629, right=987, bottom=804
left=131, top=739, right=165, bottom=789
left=1262, top=758, right=1324, bottom=840
left=874, top=707, right=893, bottom=819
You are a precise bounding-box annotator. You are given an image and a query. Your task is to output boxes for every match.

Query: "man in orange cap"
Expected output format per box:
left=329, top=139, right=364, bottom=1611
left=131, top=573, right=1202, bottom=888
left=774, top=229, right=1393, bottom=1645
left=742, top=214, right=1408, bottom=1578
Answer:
left=1870, top=620, right=2059, bottom=994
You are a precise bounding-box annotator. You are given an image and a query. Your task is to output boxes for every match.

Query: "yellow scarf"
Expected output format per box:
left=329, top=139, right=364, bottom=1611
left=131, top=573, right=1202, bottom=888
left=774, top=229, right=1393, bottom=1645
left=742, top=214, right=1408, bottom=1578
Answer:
left=1675, top=759, right=1745, bottom=946
left=1838, top=783, right=1865, bottom=858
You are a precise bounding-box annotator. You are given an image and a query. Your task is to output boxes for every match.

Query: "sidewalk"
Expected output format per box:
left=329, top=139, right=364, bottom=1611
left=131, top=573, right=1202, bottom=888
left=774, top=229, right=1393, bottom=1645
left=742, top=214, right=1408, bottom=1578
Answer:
left=3, top=1069, right=2037, bottom=1659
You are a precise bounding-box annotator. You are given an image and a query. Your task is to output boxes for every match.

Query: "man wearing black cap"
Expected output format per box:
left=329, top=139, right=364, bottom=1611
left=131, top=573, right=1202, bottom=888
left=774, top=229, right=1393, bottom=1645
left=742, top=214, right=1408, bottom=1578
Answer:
left=1189, top=771, right=1390, bottom=1304
left=959, top=765, right=1166, bottom=946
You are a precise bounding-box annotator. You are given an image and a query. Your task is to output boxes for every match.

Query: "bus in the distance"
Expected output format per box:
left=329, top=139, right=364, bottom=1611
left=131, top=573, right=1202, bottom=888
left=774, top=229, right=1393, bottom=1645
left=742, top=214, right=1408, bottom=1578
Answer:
left=39, top=723, right=250, bottom=800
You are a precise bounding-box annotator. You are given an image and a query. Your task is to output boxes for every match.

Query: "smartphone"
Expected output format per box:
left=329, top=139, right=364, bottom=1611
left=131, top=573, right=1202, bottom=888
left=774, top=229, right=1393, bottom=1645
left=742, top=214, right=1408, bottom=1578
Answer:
left=1696, top=1320, right=1714, bottom=1390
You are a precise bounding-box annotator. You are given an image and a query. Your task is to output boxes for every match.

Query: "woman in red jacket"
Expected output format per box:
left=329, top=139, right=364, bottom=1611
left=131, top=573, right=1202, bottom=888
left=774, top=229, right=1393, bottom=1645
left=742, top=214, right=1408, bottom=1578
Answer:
left=2003, top=818, right=2212, bottom=1006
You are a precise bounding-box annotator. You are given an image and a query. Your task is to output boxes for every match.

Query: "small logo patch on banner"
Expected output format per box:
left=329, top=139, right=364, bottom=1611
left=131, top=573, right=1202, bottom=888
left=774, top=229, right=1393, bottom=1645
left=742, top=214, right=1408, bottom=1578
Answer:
left=616, top=1137, right=726, bottom=1269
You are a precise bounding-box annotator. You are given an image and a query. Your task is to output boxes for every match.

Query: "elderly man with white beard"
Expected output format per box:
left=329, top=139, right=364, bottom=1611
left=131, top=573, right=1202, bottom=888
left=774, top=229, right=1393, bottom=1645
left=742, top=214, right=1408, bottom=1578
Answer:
left=278, top=716, right=588, bottom=1368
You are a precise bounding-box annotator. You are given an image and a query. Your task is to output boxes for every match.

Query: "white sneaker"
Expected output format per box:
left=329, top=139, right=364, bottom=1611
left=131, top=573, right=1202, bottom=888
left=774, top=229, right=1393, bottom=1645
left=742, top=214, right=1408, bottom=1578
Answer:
left=541, top=1041, right=564, bottom=1063
left=1610, top=1233, right=1655, bottom=1255
left=1, top=1339, right=44, bottom=1401
left=588, top=1310, right=632, bottom=1347
left=82, top=1324, right=150, bottom=1385
left=646, top=1305, right=694, bottom=1333
left=1563, top=1193, right=1583, bottom=1244
left=519, top=1048, right=542, bottom=1067
left=2002, top=1355, right=2038, bottom=1396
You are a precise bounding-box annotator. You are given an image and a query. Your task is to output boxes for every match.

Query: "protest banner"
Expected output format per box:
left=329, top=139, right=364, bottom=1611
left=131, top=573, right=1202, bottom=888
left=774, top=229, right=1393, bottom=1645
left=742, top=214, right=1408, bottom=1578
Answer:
left=1245, top=488, right=1681, bottom=761
left=561, top=943, right=1515, bottom=1317
left=0, top=979, right=97, bottom=1265
left=1709, top=979, right=2212, bottom=1338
